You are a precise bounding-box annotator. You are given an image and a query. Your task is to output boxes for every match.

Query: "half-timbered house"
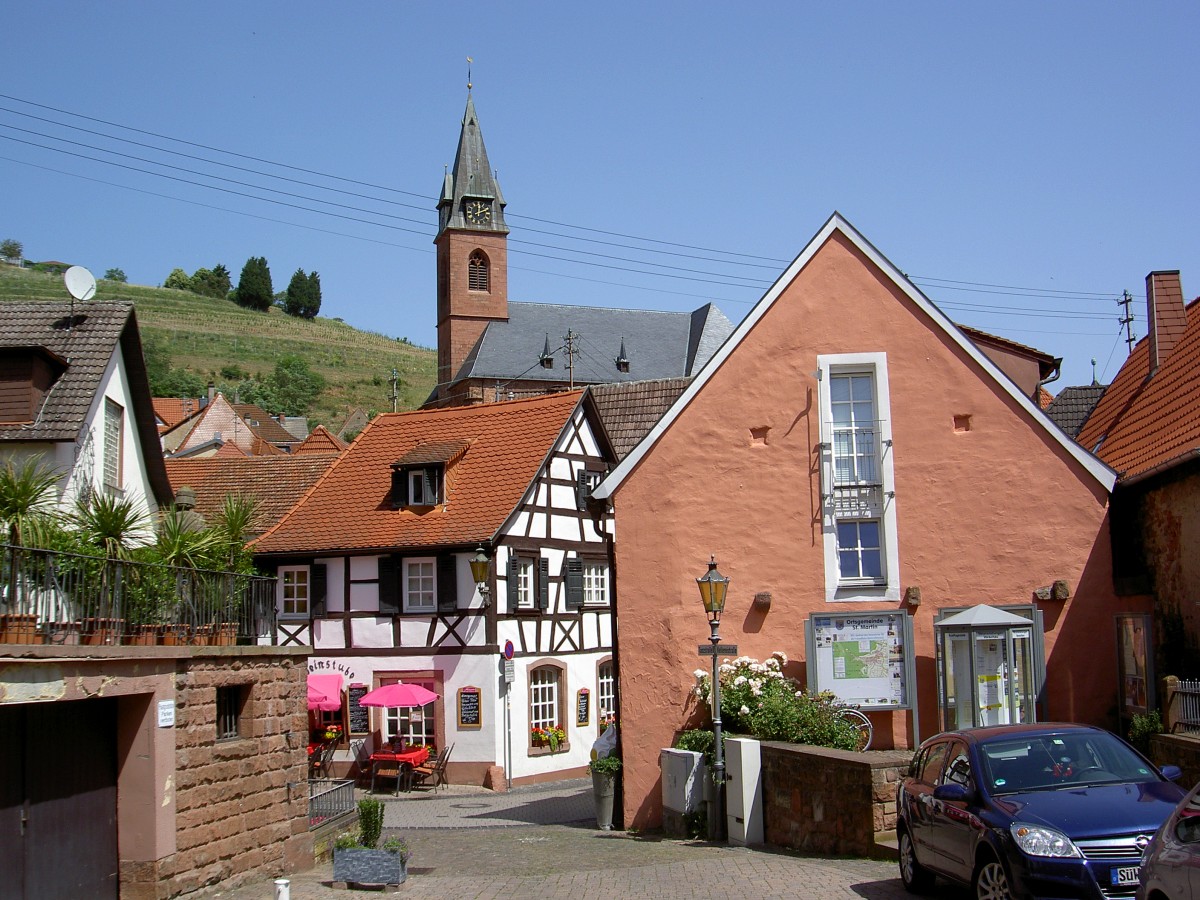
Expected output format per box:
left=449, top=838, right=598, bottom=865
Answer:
left=251, top=391, right=617, bottom=787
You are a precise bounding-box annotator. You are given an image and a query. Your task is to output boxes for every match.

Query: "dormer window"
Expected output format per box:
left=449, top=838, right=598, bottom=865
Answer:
left=391, top=464, right=442, bottom=508
left=389, top=439, right=471, bottom=510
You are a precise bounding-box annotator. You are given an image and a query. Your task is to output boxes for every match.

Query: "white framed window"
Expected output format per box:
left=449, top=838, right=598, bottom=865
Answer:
left=818, top=353, right=899, bottom=602
left=279, top=566, right=310, bottom=618
left=408, top=469, right=439, bottom=505
left=582, top=561, right=609, bottom=606
left=529, top=665, right=562, bottom=731
left=404, top=558, right=436, bottom=612
left=511, top=556, right=535, bottom=610
left=384, top=678, right=437, bottom=746
left=103, top=398, right=123, bottom=493
left=597, top=660, right=616, bottom=726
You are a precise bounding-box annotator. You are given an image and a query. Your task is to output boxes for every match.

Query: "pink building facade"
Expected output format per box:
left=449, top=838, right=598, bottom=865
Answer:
left=594, top=215, right=1147, bottom=830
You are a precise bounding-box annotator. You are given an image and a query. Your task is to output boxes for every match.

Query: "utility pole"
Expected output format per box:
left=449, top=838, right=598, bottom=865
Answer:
left=390, top=368, right=399, bottom=413
left=1118, top=290, right=1137, bottom=354
left=562, top=329, right=580, bottom=389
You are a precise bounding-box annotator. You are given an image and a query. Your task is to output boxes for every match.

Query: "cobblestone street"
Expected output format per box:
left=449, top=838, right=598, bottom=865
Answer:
left=194, top=780, right=923, bottom=900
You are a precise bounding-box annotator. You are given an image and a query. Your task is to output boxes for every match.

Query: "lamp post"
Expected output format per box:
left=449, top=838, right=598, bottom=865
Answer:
left=696, top=555, right=730, bottom=842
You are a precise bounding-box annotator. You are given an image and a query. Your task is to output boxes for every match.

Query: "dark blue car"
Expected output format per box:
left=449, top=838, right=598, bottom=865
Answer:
left=896, top=723, right=1184, bottom=900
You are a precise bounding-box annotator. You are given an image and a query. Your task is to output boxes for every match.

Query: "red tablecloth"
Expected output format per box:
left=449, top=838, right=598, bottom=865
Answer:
left=369, top=747, right=429, bottom=767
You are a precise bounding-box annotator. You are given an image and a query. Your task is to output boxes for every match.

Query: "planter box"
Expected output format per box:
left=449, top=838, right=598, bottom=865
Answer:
left=332, top=848, right=407, bottom=886
left=0, top=613, right=42, bottom=644
left=209, top=623, right=237, bottom=645
left=81, top=618, right=124, bottom=645
left=125, top=624, right=162, bottom=646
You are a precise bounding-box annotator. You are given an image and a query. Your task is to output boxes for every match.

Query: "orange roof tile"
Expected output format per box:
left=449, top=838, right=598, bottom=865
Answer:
left=295, top=424, right=349, bottom=455
left=153, top=397, right=199, bottom=430
left=253, top=391, right=585, bottom=555
left=1078, top=296, right=1200, bottom=478
left=164, top=453, right=341, bottom=537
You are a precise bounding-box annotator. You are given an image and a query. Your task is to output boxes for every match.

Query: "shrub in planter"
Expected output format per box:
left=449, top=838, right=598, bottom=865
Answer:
left=332, top=798, right=410, bottom=886
left=588, top=754, right=622, bottom=830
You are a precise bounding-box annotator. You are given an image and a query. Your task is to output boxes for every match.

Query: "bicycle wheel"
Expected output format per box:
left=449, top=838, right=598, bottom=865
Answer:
left=837, top=708, right=873, bottom=751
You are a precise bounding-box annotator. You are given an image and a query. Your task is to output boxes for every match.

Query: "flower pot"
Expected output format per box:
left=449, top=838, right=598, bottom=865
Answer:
left=0, top=613, right=42, bottom=644
left=209, top=622, right=237, bottom=645
left=161, top=624, right=189, bottom=646
left=332, top=848, right=407, bottom=886
left=192, top=624, right=214, bottom=645
left=45, top=621, right=81, bottom=645
left=591, top=770, right=616, bottom=830
left=125, top=624, right=162, bottom=646
left=81, top=617, right=125, bottom=645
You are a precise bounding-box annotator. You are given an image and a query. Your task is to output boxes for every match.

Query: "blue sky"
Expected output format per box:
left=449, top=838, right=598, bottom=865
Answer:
left=4, top=2, right=1197, bottom=390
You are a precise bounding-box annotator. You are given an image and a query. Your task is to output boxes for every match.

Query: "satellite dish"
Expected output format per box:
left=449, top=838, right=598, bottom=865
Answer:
left=64, top=266, right=97, bottom=302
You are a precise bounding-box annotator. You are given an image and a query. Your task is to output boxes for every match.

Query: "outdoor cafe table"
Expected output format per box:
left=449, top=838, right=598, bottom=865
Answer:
left=369, top=746, right=430, bottom=793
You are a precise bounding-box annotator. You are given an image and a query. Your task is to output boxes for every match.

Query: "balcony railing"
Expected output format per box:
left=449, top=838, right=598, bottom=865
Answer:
left=0, top=543, right=277, bottom=646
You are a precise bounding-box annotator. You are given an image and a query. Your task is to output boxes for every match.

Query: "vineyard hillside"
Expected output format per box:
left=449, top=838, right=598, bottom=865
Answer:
left=0, top=265, right=437, bottom=424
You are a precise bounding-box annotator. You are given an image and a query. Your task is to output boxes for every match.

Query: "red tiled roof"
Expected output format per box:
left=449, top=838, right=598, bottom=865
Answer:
left=153, top=397, right=199, bottom=430
left=253, top=391, right=585, bottom=554
left=232, top=403, right=300, bottom=444
left=295, top=424, right=348, bottom=455
left=1077, top=296, right=1200, bottom=478
left=164, top=453, right=341, bottom=537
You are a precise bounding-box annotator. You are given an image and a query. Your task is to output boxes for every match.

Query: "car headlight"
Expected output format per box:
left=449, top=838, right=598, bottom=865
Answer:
left=1010, top=823, right=1082, bottom=858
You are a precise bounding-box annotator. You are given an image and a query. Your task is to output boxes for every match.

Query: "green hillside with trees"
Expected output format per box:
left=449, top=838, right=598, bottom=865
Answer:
left=0, top=263, right=436, bottom=425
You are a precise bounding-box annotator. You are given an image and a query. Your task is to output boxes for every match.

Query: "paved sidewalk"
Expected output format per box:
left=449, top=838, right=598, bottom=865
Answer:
left=193, top=780, right=918, bottom=900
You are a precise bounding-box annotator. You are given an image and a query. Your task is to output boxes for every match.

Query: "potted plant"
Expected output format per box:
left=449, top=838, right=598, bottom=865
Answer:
left=588, top=754, right=622, bottom=830
left=531, top=725, right=566, bottom=751
left=332, top=798, right=410, bottom=886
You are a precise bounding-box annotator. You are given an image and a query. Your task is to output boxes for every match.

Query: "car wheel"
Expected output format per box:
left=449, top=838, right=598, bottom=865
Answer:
left=974, top=853, right=1014, bottom=900
left=898, top=827, right=935, bottom=893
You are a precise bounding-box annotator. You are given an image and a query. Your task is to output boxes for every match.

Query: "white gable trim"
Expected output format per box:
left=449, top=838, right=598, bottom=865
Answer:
left=594, top=212, right=1116, bottom=499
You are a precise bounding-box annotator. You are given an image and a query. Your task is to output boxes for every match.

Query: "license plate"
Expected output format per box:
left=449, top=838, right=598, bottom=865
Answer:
left=1110, top=866, right=1140, bottom=886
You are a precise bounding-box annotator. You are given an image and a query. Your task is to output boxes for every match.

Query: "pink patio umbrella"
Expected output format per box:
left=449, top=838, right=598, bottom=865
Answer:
left=307, top=673, right=343, bottom=711
left=358, top=682, right=438, bottom=708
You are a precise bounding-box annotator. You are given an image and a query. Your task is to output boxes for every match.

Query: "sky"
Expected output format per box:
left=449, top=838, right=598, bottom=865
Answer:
left=4, top=3, right=1198, bottom=391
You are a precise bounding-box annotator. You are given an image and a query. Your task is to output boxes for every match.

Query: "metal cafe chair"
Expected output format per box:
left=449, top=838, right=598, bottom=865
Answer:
left=411, top=743, right=454, bottom=793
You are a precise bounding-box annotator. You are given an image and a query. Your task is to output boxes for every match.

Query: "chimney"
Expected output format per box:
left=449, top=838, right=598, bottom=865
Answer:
left=1147, top=271, right=1187, bottom=375
left=206, top=381, right=216, bottom=405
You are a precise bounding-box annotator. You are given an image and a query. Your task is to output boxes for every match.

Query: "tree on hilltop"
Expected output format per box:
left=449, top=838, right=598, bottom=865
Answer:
left=2, top=238, right=25, bottom=261
left=232, top=257, right=273, bottom=311
left=104, top=268, right=127, bottom=283
left=164, top=268, right=192, bottom=291
left=283, top=268, right=322, bottom=319
left=192, top=264, right=231, bottom=299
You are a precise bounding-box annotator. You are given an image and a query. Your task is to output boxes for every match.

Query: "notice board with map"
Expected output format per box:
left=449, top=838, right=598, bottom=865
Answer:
left=805, top=611, right=915, bottom=710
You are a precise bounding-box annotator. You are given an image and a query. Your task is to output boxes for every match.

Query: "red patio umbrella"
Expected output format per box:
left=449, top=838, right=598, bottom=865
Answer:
left=358, top=682, right=438, bottom=708
left=307, top=673, right=343, bottom=711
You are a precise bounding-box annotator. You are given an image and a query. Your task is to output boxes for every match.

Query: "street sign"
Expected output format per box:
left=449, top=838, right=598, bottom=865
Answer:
left=502, top=659, right=515, bottom=684
left=698, top=644, right=738, bottom=656
left=503, top=640, right=514, bottom=660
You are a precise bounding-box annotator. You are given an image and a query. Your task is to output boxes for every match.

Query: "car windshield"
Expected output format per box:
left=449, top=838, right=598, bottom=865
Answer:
left=979, top=731, right=1160, bottom=794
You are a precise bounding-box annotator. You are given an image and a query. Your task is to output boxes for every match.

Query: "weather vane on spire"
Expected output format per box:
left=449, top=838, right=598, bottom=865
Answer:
left=467, top=56, right=473, bottom=91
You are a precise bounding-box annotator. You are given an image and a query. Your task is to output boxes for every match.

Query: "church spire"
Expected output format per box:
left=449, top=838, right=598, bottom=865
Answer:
left=437, top=92, right=508, bottom=236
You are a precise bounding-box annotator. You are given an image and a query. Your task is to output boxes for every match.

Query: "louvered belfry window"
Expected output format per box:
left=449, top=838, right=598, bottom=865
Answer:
left=468, top=250, right=489, bottom=292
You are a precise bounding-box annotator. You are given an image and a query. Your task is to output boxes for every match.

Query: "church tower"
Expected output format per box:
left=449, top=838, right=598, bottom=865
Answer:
left=435, top=92, right=509, bottom=397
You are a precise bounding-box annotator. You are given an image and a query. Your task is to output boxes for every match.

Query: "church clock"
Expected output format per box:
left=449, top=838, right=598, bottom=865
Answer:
left=465, top=200, right=492, bottom=226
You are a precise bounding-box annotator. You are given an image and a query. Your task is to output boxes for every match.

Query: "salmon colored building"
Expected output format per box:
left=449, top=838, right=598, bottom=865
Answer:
left=593, top=214, right=1147, bottom=830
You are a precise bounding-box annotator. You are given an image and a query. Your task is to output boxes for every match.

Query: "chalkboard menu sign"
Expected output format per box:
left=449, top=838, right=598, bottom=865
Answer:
left=576, top=688, right=590, bottom=727
left=347, top=684, right=370, bottom=735
left=458, top=686, right=482, bottom=729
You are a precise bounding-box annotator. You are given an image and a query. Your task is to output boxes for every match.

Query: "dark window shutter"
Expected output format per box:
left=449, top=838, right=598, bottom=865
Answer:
left=310, top=563, right=327, bottom=617
left=424, top=468, right=440, bottom=504
left=437, top=554, right=457, bottom=612
left=391, top=467, right=407, bottom=508
left=537, top=557, right=550, bottom=610
left=576, top=470, right=590, bottom=510
left=378, top=555, right=400, bottom=614
left=507, top=551, right=519, bottom=609
left=565, top=558, right=584, bottom=608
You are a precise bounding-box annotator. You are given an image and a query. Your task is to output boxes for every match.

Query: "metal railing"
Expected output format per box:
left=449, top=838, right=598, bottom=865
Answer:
left=308, top=779, right=357, bottom=830
left=1172, top=679, right=1200, bottom=735
left=0, top=543, right=277, bottom=646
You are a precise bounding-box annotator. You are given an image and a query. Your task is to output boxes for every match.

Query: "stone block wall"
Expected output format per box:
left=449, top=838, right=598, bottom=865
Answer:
left=1150, top=732, right=1200, bottom=791
left=761, top=741, right=911, bottom=858
left=163, top=650, right=313, bottom=897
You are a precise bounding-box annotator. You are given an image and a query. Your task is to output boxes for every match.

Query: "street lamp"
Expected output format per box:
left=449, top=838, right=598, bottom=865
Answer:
left=696, top=555, right=730, bottom=841
left=469, top=547, right=491, bottom=605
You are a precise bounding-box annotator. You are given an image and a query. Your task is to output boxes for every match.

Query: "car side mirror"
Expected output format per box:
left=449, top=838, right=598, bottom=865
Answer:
left=1160, top=764, right=1183, bottom=782
left=933, top=783, right=970, bottom=802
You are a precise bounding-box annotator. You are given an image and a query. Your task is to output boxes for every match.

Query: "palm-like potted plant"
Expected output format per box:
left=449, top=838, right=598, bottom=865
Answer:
left=332, top=797, right=411, bottom=886
left=0, top=456, right=64, bottom=644
left=71, top=491, right=149, bottom=644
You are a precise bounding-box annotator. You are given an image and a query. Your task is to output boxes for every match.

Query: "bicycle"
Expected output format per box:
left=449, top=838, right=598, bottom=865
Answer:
left=836, top=707, right=874, bottom=751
